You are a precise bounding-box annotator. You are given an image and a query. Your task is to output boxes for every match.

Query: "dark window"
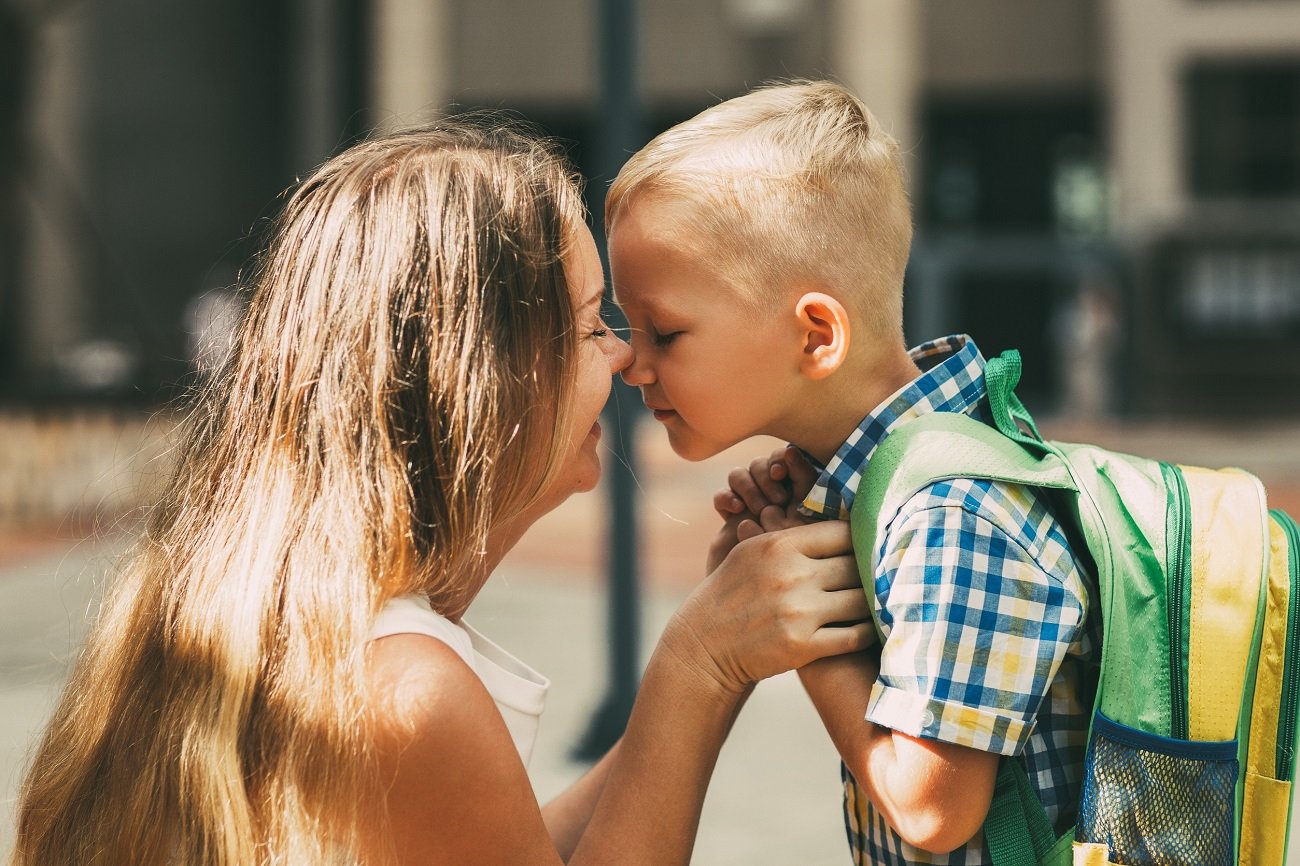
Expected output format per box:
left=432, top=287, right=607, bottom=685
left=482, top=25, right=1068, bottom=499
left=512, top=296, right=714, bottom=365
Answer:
left=920, top=96, right=1102, bottom=233
left=914, top=96, right=1103, bottom=411
left=1187, top=59, right=1300, bottom=199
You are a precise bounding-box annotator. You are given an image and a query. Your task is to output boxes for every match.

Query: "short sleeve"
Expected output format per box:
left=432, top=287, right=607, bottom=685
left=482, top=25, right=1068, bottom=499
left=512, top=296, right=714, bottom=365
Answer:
left=865, top=494, right=1088, bottom=756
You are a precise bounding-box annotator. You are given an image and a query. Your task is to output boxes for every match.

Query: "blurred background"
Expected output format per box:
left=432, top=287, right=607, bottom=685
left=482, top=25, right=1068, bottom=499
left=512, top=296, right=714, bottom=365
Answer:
left=2, top=0, right=1299, bottom=862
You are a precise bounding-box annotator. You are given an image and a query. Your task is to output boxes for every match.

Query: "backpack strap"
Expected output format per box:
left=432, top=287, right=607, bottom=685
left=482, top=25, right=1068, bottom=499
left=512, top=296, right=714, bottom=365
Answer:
left=983, top=759, right=1061, bottom=866
left=851, top=410, right=1076, bottom=589
left=983, top=349, right=1052, bottom=459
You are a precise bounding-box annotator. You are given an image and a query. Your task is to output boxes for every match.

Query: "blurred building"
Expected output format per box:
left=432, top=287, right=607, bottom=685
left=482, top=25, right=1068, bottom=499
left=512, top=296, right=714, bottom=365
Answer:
left=3, top=0, right=1299, bottom=415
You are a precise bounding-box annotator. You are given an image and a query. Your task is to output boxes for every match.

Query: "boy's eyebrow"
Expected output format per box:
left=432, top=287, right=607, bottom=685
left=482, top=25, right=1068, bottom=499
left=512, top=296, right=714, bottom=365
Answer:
left=624, top=296, right=677, bottom=320
left=609, top=284, right=653, bottom=312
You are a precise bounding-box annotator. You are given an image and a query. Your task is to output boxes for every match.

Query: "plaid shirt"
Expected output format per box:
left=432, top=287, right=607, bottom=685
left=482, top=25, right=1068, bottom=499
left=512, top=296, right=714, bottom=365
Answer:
left=801, top=335, right=1100, bottom=865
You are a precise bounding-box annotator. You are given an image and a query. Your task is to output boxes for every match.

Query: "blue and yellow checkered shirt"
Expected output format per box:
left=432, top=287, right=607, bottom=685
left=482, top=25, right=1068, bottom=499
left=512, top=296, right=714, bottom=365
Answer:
left=801, top=335, right=1101, bottom=865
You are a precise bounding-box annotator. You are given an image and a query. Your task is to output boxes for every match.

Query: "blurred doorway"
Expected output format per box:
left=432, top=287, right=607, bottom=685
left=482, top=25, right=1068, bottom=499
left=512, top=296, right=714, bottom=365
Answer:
left=912, top=94, right=1105, bottom=412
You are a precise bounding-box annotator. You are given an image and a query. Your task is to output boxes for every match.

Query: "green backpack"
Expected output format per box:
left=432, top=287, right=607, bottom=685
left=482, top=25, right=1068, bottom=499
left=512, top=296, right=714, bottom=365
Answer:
left=850, top=350, right=1299, bottom=866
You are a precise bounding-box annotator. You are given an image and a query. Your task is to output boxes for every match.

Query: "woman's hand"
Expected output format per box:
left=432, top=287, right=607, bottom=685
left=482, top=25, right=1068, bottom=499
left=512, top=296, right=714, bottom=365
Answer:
left=707, top=446, right=820, bottom=572
left=671, top=520, right=873, bottom=697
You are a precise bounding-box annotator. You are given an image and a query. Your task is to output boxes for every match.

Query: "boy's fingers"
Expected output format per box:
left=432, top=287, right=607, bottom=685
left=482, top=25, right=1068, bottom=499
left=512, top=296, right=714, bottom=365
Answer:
left=713, top=488, right=745, bottom=518
left=736, top=518, right=764, bottom=542
left=758, top=503, right=800, bottom=532
left=784, top=446, right=819, bottom=501
left=728, top=466, right=768, bottom=515
left=750, top=456, right=788, bottom=504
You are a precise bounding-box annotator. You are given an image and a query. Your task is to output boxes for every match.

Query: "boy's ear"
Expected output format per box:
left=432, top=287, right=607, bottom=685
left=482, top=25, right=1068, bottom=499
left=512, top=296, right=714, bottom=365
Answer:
left=794, top=292, right=850, bottom=380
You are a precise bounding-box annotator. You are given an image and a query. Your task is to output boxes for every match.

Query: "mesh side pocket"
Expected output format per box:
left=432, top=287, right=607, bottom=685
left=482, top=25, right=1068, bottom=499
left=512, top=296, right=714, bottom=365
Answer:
left=1076, top=711, right=1237, bottom=866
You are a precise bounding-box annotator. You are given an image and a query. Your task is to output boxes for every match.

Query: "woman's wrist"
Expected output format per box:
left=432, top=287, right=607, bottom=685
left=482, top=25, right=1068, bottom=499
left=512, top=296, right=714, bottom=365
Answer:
left=656, top=610, right=752, bottom=705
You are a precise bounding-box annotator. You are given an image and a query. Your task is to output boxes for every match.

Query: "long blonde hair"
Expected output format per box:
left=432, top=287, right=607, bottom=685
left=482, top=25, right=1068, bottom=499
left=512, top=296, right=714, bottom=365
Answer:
left=12, top=120, right=585, bottom=865
left=607, top=80, right=912, bottom=336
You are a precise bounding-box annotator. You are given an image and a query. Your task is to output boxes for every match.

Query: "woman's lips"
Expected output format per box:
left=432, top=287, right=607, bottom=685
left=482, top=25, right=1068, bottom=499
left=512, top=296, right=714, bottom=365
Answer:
left=588, top=420, right=602, bottom=440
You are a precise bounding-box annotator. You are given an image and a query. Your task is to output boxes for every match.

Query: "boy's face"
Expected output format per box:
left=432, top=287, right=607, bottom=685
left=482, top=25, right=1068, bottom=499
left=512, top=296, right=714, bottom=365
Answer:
left=609, top=196, right=803, bottom=461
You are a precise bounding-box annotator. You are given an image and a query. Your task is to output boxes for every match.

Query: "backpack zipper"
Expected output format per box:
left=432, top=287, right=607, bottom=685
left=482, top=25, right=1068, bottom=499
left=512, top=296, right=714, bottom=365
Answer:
left=1161, top=463, right=1192, bottom=741
left=1271, top=509, right=1300, bottom=780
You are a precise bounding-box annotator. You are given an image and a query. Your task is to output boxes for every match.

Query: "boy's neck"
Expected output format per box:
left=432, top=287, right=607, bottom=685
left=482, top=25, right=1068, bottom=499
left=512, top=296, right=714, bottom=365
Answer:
left=781, top=346, right=921, bottom=467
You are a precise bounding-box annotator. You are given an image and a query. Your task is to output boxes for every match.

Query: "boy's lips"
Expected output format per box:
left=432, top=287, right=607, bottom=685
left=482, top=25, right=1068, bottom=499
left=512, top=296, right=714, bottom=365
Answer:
left=645, top=403, right=677, bottom=422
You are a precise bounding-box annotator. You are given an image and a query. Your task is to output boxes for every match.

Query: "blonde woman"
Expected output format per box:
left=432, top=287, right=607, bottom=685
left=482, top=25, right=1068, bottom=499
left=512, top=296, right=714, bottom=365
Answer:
left=11, top=120, right=871, bottom=865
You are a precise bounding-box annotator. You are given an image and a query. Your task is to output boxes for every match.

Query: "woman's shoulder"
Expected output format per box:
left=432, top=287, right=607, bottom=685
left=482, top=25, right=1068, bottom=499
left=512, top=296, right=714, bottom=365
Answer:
left=363, top=618, right=548, bottom=862
left=367, top=595, right=483, bottom=733
left=367, top=630, right=485, bottom=732
left=371, top=594, right=474, bottom=662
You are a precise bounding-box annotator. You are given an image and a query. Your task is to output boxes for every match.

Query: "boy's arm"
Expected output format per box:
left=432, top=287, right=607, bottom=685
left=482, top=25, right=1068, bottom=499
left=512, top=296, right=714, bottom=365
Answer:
left=711, top=453, right=998, bottom=851
left=813, top=494, right=1087, bottom=855
left=797, top=653, right=998, bottom=853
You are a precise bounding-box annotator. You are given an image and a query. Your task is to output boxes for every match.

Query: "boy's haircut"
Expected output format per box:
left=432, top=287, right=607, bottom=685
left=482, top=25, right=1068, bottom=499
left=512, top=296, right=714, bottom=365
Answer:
left=607, top=80, right=912, bottom=335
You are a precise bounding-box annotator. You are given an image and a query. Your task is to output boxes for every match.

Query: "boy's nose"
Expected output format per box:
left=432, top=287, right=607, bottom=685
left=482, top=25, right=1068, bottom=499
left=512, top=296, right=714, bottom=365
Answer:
left=619, top=350, right=655, bottom=387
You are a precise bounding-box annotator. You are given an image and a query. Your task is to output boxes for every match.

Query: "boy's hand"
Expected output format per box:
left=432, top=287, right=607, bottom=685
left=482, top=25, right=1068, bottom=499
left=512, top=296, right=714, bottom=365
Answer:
left=706, top=446, right=819, bottom=572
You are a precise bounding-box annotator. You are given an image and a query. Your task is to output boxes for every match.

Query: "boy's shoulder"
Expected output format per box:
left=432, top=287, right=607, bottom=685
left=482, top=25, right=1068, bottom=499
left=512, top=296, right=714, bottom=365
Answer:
left=883, top=475, right=1085, bottom=589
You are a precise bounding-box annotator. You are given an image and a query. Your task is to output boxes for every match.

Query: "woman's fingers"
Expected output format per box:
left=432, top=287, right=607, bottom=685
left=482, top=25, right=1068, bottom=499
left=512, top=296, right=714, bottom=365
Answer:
left=823, top=585, right=871, bottom=623
left=810, top=622, right=878, bottom=658
left=771, top=518, right=853, bottom=560
left=735, top=517, right=764, bottom=542
left=669, top=519, right=874, bottom=691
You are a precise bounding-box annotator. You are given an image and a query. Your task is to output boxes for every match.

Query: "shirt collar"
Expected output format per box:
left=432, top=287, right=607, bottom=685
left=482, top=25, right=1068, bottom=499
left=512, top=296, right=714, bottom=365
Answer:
left=800, top=334, right=989, bottom=520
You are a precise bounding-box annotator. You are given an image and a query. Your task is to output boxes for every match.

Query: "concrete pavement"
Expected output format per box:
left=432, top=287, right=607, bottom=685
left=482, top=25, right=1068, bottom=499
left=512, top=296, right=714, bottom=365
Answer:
left=1, top=533, right=121, bottom=862
left=0, top=517, right=850, bottom=865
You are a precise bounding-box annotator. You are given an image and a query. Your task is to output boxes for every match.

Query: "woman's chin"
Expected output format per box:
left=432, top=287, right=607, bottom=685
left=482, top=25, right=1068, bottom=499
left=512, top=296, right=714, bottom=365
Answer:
left=575, top=455, right=602, bottom=493
left=541, top=455, right=602, bottom=506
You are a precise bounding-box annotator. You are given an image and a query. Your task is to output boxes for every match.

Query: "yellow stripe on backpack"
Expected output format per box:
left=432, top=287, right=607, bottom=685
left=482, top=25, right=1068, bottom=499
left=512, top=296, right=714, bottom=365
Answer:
left=1240, top=516, right=1298, bottom=866
left=1181, top=466, right=1268, bottom=742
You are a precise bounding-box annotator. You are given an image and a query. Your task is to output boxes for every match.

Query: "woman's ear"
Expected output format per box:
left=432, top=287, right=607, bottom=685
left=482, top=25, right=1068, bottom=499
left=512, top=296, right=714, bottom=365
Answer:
left=794, top=292, right=851, bottom=380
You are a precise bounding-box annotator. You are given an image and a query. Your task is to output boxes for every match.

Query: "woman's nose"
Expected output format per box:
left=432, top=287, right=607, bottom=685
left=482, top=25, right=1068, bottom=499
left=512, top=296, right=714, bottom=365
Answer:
left=608, top=334, right=634, bottom=377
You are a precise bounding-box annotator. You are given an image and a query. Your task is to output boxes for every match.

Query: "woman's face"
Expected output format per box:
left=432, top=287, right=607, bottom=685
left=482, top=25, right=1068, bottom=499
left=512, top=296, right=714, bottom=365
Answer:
left=534, top=224, right=633, bottom=507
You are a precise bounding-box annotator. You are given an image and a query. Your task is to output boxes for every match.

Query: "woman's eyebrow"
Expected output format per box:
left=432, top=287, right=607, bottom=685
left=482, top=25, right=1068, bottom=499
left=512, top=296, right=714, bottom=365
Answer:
left=580, top=286, right=604, bottom=312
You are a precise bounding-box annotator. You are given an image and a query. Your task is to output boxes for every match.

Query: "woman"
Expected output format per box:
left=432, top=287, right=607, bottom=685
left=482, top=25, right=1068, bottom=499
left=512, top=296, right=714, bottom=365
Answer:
left=12, top=120, right=871, bottom=865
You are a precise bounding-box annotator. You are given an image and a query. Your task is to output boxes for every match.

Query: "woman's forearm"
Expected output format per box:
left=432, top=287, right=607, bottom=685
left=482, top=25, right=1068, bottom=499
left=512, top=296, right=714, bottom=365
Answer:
left=541, top=746, right=617, bottom=860
left=559, top=522, right=865, bottom=865
left=566, top=624, right=751, bottom=866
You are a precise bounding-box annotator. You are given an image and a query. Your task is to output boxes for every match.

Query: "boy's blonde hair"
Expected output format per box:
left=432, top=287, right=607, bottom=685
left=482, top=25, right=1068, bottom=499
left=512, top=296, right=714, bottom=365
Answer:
left=12, top=119, right=585, bottom=866
left=607, top=80, right=912, bottom=336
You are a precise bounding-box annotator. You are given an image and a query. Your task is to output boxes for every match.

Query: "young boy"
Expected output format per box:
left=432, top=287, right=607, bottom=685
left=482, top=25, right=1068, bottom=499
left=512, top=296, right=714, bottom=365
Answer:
left=606, top=80, right=1100, bottom=863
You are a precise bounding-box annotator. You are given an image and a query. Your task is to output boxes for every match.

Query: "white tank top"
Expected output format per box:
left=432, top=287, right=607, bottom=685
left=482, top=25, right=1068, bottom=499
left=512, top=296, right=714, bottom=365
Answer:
left=369, top=593, right=549, bottom=767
